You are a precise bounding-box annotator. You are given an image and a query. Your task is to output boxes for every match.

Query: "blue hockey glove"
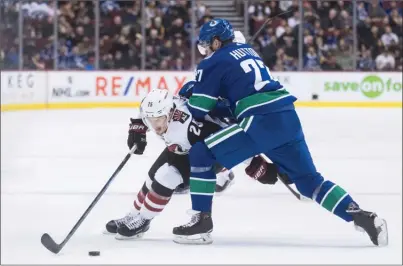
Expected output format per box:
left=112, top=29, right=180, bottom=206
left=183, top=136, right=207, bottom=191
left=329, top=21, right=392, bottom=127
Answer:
left=178, top=81, right=196, bottom=99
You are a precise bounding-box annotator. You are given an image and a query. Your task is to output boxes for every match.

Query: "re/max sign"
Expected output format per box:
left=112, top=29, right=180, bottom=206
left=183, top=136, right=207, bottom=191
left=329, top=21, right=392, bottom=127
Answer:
left=95, top=74, right=188, bottom=96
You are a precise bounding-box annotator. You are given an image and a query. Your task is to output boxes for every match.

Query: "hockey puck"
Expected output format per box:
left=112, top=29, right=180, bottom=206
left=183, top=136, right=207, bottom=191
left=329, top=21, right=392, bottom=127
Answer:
left=88, top=251, right=100, bottom=256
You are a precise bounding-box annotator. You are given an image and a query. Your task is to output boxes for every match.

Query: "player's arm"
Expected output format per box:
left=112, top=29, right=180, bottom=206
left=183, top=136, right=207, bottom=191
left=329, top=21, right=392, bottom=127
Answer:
left=187, top=61, right=223, bottom=119
left=210, top=98, right=233, bottom=118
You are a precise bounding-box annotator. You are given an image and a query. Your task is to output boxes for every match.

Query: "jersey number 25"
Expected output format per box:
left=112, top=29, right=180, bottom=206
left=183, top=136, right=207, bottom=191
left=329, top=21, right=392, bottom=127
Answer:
left=240, top=58, right=276, bottom=91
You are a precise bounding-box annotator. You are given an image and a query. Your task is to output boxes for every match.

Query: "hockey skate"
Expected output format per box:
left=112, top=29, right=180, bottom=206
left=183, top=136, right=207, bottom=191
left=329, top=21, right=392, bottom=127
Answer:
left=215, top=169, right=235, bottom=193
left=172, top=210, right=213, bottom=245
left=115, top=214, right=151, bottom=240
left=346, top=203, right=388, bottom=246
left=104, top=209, right=138, bottom=234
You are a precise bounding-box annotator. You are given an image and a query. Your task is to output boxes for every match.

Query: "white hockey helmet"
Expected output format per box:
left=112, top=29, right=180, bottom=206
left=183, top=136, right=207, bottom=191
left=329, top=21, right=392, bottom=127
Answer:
left=140, top=89, right=174, bottom=135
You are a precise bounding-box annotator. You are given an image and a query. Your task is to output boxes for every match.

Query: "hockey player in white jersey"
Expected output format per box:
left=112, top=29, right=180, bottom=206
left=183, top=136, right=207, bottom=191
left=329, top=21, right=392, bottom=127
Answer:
left=104, top=31, right=285, bottom=239
left=104, top=89, right=236, bottom=239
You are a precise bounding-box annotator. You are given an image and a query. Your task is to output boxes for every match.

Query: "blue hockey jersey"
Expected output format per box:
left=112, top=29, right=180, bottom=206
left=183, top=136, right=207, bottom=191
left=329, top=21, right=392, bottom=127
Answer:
left=187, top=42, right=297, bottom=120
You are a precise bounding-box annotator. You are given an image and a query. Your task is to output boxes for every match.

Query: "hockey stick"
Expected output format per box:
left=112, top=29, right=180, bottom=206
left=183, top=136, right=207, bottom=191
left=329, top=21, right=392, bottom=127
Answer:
left=260, top=154, right=310, bottom=202
left=40, top=145, right=137, bottom=254
left=246, top=10, right=293, bottom=44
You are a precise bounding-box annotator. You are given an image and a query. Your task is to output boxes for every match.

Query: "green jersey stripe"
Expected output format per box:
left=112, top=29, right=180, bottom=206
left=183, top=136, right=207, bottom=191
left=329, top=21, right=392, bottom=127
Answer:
left=235, top=90, right=291, bottom=119
left=189, top=95, right=217, bottom=112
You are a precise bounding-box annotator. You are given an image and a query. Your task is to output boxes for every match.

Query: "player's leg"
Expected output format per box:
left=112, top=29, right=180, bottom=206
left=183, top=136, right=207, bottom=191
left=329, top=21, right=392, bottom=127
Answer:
left=116, top=150, right=186, bottom=239
left=172, top=158, right=236, bottom=194
left=105, top=148, right=168, bottom=235
left=262, top=110, right=388, bottom=246
left=173, top=124, right=258, bottom=244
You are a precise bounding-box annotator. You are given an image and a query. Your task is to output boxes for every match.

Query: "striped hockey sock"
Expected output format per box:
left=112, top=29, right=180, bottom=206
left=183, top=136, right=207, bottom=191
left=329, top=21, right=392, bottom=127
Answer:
left=190, top=170, right=216, bottom=212
left=133, top=183, right=149, bottom=211
left=141, top=190, right=171, bottom=220
left=313, top=180, right=356, bottom=222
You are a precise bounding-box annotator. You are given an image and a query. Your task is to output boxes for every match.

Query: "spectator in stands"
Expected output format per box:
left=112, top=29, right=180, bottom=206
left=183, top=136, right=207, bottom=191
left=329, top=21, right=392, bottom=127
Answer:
left=381, top=25, right=399, bottom=47
left=279, top=0, right=293, bottom=13
left=273, top=59, right=284, bottom=71
left=335, top=38, right=354, bottom=70
left=100, top=53, right=114, bottom=69
left=195, top=0, right=207, bottom=20
left=4, top=46, right=19, bottom=69
left=198, top=7, right=213, bottom=27
left=357, top=1, right=369, bottom=21
left=261, top=36, right=278, bottom=68
left=385, top=0, right=402, bottom=16
left=368, top=0, right=387, bottom=24
left=248, top=1, right=271, bottom=35
left=321, top=54, right=342, bottom=71
left=1, top=0, right=401, bottom=72
left=287, top=10, right=300, bottom=28
left=357, top=17, right=375, bottom=49
left=172, top=57, right=186, bottom=70
left=31, top=52, right=46, bottom=70
left=390, top=8, right=402, bottom=36
left=159, top=59, right=169, bottom=70
left=375, top=48, right=396, bottom=70
left=358, top=48, right=376, bottom=71
left=304, top=46, right=321, bottom=71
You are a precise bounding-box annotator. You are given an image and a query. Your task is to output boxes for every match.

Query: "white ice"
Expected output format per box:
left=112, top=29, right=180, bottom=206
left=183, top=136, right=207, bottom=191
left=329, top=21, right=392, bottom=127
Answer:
left=1, top=107, right=402, bottom=264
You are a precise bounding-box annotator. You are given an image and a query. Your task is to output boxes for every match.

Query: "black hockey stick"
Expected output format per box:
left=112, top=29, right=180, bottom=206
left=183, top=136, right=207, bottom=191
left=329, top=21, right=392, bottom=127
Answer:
left=246, top=10, right=293, bottom=44
left=41, top=145, right=137, bottom=254
left=260, top=154, right=310, bottom=201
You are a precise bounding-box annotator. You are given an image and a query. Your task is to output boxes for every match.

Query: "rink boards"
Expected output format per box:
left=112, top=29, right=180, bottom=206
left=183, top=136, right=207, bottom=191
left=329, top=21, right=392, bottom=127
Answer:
left=1, top=71, right=402, bottom=111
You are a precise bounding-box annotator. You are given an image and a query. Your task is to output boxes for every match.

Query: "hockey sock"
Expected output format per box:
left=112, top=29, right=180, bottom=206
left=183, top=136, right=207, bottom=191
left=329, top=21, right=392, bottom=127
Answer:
left=133, top=182, right=150, bottom=211
left=189, top=142, right=216, bottom=212
left=313, top=180, right=356, bottom=222
left=140, top=181, right=173, bottom=220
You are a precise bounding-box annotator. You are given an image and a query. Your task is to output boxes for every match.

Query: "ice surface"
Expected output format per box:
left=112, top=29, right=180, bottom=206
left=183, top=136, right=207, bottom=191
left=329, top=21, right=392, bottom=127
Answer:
left=1, top=108, right=402, bottom=264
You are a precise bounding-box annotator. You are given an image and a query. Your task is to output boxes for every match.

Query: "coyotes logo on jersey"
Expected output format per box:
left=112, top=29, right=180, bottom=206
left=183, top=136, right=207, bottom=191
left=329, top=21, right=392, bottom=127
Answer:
left=172, top=109, right=190, bottom=124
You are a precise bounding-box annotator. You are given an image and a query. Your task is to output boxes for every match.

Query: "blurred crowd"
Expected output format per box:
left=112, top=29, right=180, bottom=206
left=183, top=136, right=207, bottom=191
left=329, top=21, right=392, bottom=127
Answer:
left=1, top=0, right=402, bottom=71
left=248, top=0, right=402, bottom=71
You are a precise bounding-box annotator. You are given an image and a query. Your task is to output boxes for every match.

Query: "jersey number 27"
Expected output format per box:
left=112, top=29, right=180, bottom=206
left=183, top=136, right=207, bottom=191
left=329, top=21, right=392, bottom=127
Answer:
left=240, top=58, right=276, bottom=91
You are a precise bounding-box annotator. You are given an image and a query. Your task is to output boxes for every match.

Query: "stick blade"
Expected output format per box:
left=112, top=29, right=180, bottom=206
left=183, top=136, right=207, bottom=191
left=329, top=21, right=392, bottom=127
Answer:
left=41, top=233, right=61, bottom=254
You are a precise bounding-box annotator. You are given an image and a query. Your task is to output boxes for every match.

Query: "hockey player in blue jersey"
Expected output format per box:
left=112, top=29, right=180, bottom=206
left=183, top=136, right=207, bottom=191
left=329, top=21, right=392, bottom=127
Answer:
left=172, top=19, right=388, bottom=246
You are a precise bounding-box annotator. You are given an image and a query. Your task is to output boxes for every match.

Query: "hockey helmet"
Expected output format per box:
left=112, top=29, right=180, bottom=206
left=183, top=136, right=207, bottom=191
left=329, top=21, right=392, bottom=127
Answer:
left=140, top=89, right=174, bottom=135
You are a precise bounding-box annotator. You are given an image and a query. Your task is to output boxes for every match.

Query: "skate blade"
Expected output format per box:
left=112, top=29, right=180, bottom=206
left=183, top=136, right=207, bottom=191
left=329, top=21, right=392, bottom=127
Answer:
left=173, top=232, right=213, bottom=245
left=375, top=217, right=388, bottom=247
left=115, top=232, right=145, bottom=240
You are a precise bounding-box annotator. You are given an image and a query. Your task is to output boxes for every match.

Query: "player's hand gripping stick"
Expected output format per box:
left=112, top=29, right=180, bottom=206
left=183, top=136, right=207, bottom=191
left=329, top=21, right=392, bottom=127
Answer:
left=127, top=118, right=148, bottom=155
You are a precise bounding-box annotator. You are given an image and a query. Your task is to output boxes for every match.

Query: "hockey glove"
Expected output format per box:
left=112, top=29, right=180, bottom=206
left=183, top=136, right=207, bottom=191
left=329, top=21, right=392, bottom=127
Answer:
left=127, top=118, right=148, bottom=155
left=178, top=81, right=195, bottom=99
left=245, top=156, right=279, bottom=185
